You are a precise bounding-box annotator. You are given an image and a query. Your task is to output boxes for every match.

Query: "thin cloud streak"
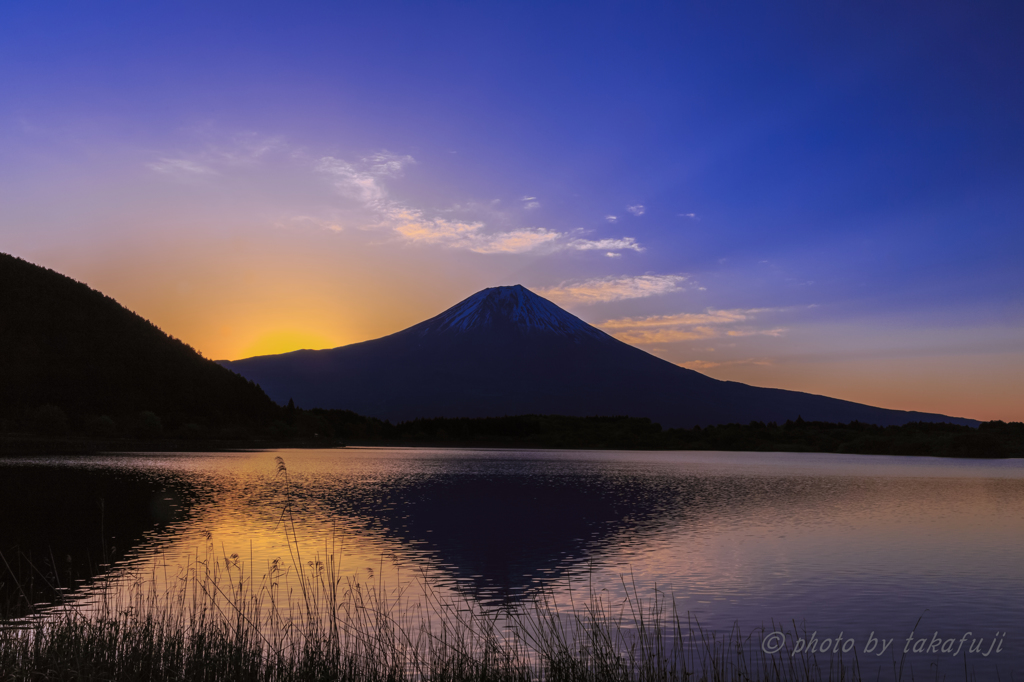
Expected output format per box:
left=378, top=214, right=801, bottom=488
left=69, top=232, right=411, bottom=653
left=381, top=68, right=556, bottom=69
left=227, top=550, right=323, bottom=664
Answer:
left=682, top=358, right=774, bottom=370
left=540, top=274, right=688, bottom=304
left=726, top=328, right=786, bottom=337
left=283, top=215, right=345, bottom=232
left=316, top=151, right=644, bottom=255
left=567, top=237, right=643, bottom=252
left=316, top=153, right=412, bottom=209
left=393, top=212, right=561, bottom=254
left=147, top=134, right=289, bottom=176
left=600, top=307, right=787, bottom=344
left=147, top=158, right=218, bottom=176
left=601, top=309, right=774, bottom=329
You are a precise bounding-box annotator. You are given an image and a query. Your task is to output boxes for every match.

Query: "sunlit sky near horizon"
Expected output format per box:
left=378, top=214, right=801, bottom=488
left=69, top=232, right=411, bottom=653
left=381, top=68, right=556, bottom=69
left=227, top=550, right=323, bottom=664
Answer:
left=2, top=2, right=1023, bottom=421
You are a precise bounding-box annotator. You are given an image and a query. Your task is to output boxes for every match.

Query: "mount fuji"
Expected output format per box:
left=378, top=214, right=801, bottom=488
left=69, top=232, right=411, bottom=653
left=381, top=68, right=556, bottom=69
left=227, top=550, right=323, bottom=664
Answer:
left=219, top=285, right=974, bottom=428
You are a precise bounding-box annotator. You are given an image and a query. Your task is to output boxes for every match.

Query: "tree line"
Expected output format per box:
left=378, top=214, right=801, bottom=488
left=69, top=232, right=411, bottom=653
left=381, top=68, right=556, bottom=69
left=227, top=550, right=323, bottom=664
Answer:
left=4, top=403, right=1019, bottom=458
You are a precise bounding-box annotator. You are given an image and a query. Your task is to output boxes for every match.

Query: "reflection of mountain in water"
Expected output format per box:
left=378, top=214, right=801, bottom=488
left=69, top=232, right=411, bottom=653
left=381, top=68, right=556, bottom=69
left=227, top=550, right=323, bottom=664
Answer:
left=311, top=460, right=848, bottom=601
left=6, top=453, right=954, bottom=610
left=363, top=475, right=672, bottom=597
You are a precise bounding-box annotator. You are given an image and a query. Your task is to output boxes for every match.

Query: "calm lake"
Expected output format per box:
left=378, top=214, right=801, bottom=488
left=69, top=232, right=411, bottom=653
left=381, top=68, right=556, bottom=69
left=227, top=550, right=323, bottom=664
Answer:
left=2, top=447, right=1022, bottom=679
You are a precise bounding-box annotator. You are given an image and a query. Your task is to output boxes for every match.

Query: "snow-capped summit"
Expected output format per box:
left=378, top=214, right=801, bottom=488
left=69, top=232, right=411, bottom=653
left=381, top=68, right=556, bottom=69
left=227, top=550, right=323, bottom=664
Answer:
left=408, top=285, right=607, bottom=341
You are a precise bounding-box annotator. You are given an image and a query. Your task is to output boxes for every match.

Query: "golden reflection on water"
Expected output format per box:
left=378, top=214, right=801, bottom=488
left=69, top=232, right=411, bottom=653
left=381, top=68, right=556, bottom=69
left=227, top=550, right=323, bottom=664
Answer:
left=5, top=448, right=1023, bottom=675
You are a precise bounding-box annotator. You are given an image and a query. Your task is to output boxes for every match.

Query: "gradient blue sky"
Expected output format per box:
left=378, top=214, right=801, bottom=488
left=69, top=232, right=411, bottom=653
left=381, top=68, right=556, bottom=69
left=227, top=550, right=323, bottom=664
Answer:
left=2, top=1, right=1022, bottom=420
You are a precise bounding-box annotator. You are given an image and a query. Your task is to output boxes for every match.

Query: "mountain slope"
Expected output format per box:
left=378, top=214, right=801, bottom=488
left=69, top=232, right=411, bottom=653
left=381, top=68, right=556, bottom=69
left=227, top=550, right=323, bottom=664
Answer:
left=0, top=252, right=278, bottom=427
left=220, top=285, right=975, bottom=428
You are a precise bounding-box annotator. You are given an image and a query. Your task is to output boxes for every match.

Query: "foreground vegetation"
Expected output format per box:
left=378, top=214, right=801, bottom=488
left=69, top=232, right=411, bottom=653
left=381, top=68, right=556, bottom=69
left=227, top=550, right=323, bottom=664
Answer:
left=0, top=520, right=920, bottom=682
left=0, top=565, right=879, bottom=682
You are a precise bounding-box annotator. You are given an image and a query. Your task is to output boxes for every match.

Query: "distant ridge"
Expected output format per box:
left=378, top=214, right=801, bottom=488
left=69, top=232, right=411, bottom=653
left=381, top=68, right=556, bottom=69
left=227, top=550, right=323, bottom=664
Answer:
left=0, top=252, right=277, bottom=429
left=220, top=285, right=977, bottom=428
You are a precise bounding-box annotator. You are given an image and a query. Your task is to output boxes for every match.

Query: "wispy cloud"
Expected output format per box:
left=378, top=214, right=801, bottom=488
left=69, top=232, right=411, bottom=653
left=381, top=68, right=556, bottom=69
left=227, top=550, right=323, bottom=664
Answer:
left=678, top=212, right=698, bottom=220
left=318, top=157, right=579, bottom=253
left=600, top=308, right=787, bottom=344
left=627, top=204, right=645, bottom=216
left=281, top=215, right=345, bottom=232
left=725, top=328, right=786, bottom=337
left=392, top=210, right=560, bottom=254
left=365, top=151, right=415, bottom=176
left=315, top=152, right=644, bottom=255
left=603, top=310, right=772, bottom=328
left=567, top=237, right=643, bottom=252
left=212, top=133, right=289, bottom=165
left=316, top=152, right=414, bottom=210
left=605, top=215, right=618, bottom=223
left=147, top=133, right=289, bottom=177
left=147, top=158, right=218, bottom=176
left=539, top=274, right=687, bottom=304
left=681, top=358, right=773, bottom=370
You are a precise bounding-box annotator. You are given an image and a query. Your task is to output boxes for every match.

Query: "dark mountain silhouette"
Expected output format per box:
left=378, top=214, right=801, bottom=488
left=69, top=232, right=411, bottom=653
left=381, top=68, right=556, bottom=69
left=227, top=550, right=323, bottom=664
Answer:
left=220, top=285, right=975, bottom=428
left=0, top=252, right=277, bottom=429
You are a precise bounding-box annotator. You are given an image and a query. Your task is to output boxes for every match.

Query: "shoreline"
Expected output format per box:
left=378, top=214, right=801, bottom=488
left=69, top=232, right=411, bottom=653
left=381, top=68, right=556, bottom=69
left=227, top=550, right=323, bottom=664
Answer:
left=1, top=427, right=1020, bottom=459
